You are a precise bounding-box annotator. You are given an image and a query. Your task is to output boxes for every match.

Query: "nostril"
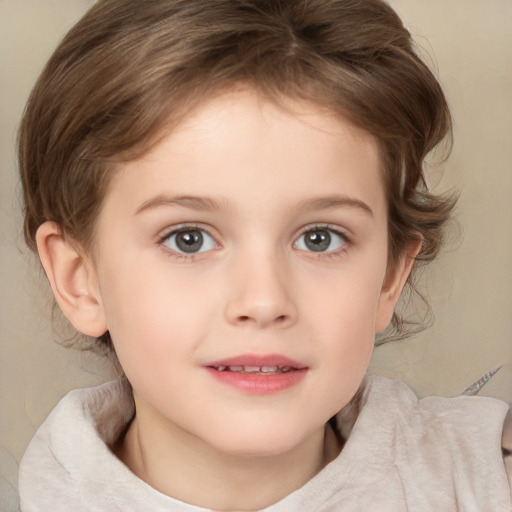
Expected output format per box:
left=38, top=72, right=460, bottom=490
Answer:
left=236, top=314, right=288, bottom=324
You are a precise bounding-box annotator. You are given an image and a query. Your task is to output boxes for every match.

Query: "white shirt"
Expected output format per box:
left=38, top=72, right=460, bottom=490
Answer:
left=19, top=376, right=512, bottom=511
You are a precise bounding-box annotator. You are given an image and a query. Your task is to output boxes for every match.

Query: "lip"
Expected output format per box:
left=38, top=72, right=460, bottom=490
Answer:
left=206, top=353, right=307, bottom=369
left=204, top=353, right=308, bottom=395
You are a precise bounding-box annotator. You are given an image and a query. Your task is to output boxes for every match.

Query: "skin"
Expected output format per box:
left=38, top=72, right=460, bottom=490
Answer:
left=37, top=88, right=417, bottom=510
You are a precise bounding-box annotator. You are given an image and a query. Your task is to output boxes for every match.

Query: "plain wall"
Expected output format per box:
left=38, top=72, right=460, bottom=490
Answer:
left=1, top=1, right=511, bottom=509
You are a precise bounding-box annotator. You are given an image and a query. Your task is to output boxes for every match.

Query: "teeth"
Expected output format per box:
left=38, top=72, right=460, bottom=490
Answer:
left=261, top=366, right=279, bottom=373
left=215, top=365, right=295, bottom=374
left=243, top=366, right=261, bottom=373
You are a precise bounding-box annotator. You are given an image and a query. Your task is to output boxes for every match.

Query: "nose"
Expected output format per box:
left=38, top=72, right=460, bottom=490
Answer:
left=224, top=252, right=298, bottom=329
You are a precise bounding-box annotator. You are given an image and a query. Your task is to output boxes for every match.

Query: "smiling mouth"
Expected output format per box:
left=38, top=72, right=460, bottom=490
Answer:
left=210, top=365, right=296, bottom=375
left=205, top=354, right=308, bottom=394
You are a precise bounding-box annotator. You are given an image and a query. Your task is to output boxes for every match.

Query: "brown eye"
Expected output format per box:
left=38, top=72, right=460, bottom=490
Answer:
left=163, top=228, right=217, bottom=254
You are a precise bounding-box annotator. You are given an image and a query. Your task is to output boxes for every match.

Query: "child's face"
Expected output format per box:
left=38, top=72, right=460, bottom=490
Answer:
left=87, top=88, right=407, bottom=457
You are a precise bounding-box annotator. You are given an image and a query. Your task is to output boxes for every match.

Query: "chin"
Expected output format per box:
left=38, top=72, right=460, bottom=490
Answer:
left=203, top=424, right=316, bottom=460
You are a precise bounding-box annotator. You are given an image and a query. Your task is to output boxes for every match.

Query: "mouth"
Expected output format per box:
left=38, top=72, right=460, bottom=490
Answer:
left=210, top=365, right=296, bottom=375
left=204, top=354, right=308, bottom=394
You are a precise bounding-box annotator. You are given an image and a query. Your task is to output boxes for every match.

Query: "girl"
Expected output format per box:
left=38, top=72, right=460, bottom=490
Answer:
left=17, top=0, right=512, bottom=510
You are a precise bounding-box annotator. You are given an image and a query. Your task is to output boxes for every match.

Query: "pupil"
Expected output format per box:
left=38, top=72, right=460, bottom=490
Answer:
left=305, top=230, right=330, bottom=252
left=176, top=230, right=203, bottom=253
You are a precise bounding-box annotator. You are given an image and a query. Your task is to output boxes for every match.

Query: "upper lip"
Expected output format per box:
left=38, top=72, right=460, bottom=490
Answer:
left=205, top=353, right=307, bottom=370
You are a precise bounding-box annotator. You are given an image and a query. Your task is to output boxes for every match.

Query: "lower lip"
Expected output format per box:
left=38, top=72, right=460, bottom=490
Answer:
left=205, top=368, right=307, bottom=395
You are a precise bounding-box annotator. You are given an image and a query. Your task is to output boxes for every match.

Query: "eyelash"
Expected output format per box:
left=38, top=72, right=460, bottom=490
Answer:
left=295, top=224, right=351, bottom=259
left=157, top=224, right=219, bottom=262
left=157, top=223, right=351, bottom=261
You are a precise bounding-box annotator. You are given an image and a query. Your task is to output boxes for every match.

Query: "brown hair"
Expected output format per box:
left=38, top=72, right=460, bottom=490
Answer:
left=19, top=0, right=456, bottom=350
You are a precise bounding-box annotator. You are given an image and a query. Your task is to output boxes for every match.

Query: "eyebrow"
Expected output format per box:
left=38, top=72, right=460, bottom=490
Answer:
left=296, top=195, right=374, bottom=217
left=134, top=193, right=373, bottom=217
left=135, top=195, right=228, bottom=215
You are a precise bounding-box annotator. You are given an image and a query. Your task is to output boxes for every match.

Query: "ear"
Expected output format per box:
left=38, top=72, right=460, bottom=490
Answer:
left=375, top=239, right=422, bottom=333
left=36, top=221, right=107, bottom=337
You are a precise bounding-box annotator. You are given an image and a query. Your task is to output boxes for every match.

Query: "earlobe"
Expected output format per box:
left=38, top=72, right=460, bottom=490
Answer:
left=375, top=239, right=422, bottom=333
left=36, top=221, right=107, bottom=337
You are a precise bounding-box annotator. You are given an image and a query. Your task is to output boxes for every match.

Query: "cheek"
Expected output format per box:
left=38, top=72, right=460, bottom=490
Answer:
left=310, top=260, right=385, bottom=327
left=306, top=261, right=385, bottom=365
left=97, top=258, right=217, bottom=364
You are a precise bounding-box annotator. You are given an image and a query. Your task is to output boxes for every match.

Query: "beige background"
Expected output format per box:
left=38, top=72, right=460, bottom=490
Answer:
left=1, top=1, right=511, bottom=509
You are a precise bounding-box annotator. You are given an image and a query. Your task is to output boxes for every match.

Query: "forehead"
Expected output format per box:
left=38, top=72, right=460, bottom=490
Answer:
left=105, top=88, right=386, bottom=221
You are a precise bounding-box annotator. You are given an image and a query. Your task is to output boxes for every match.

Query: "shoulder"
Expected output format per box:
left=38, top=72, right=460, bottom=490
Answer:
left=347, top=376, right=512, bottom=508
left=343, top=376, right=510, bottom=456
left=19, top=379, right=134, bottom=511
left=362, top=375, right=509, bottom=428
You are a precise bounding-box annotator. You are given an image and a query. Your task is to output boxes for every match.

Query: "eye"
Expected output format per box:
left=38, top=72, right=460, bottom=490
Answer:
left=163, top=228, right=217, bottom=254
left=294, top=227, right=347, bottom=253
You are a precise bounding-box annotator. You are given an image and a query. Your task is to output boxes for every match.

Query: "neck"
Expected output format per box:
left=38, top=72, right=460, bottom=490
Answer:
left=115, top=405, right=341, bottom=511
